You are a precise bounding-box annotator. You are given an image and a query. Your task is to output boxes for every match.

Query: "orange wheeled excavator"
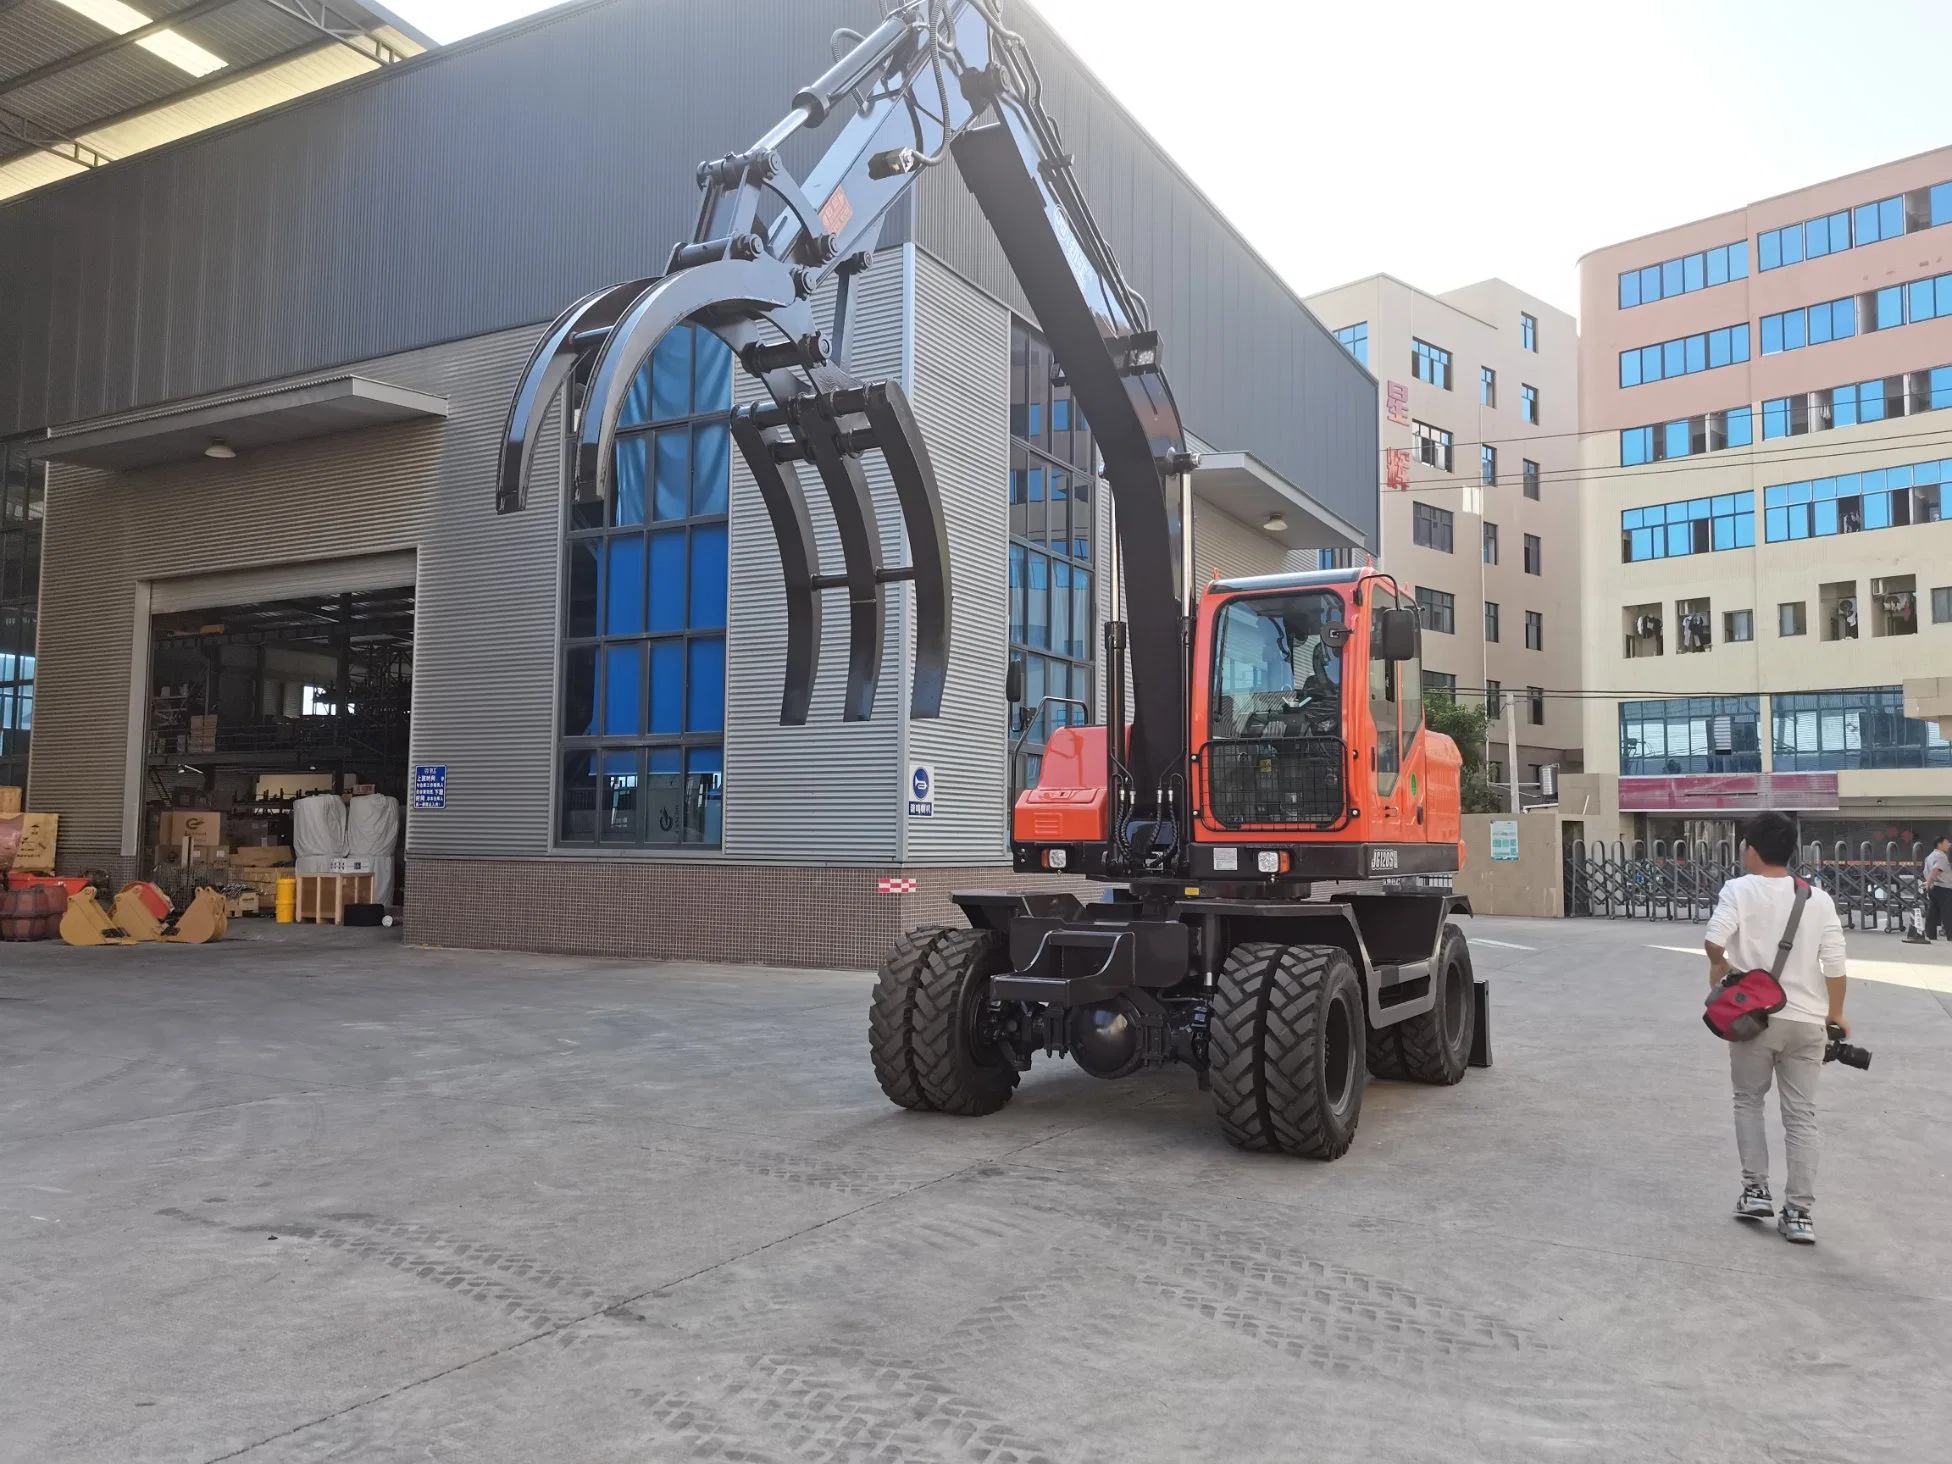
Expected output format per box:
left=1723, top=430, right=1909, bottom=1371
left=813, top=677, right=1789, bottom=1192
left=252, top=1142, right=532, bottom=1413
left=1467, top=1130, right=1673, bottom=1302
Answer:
left=499, top=0, right=1485, bottom=1159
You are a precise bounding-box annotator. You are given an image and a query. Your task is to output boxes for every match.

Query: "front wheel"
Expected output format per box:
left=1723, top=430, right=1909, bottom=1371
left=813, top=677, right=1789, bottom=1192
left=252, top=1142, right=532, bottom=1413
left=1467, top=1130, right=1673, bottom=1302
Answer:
left=869, top=926, right=1019, bottom=1117
left=1396, top=923, right=1475, bottom=1085
left=1210, top=942, right=1365, bottom=1160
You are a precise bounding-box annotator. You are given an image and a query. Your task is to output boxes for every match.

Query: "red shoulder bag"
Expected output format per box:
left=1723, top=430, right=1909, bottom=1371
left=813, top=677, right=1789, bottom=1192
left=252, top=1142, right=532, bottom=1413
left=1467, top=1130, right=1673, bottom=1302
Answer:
left=1702, top=878, right=1809, bottom=1042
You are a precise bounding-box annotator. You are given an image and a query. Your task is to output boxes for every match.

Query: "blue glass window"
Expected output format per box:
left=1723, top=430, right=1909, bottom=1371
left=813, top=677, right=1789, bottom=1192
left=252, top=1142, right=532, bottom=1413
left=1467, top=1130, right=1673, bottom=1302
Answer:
left=1333, top=322, right=1368, bottom=367
left=1773, top=688, right=1951, bottom=771
left=1620, top=493, right=1754, bottom=562
left=1619, top=240, right=1746, bottom=306
left=1762, top=453, right=1951, bottom=542
left=1619, top=324, right=1747, bottom=386
left=561, top=323, right=731, bottom=846
left=1620, top=697, right=1761, bottom=775
left=1874, top=286, right=1903, bottom=331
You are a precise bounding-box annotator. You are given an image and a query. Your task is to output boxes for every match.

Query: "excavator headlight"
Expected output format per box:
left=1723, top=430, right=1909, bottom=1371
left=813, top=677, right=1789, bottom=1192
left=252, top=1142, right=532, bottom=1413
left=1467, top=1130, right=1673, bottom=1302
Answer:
left=1257, top=850, right=1289, bottom=875
left=1043, top=848, right=1069, bottom=870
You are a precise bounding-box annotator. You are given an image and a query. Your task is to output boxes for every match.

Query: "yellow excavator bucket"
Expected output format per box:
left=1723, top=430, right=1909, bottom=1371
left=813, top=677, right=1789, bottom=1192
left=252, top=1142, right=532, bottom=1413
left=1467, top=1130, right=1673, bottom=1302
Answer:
left=59, top=887, right=139, bottom=947
left=110, top=886, right=166, bottom=942
left=161, top=887, right=228, bottom=944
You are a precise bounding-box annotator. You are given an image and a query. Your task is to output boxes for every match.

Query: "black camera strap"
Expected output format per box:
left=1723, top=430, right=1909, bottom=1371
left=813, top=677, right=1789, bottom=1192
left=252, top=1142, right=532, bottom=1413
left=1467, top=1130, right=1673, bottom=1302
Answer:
left=1769, top=879, right=1811, bottom=984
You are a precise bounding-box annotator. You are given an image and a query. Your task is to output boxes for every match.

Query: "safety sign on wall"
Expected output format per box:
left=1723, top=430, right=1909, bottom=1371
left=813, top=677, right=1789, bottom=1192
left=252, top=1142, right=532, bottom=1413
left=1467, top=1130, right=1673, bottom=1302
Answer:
left=907, top=763, right=934, bottom=818
left=1490, top=819, right=1519, bottom=861
left=413, top=765, right=448, bottom=810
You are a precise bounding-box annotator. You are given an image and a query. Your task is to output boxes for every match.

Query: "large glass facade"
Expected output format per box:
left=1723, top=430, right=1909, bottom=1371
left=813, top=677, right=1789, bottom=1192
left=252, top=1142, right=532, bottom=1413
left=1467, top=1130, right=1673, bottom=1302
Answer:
left=1757, top=182, right=1952, bottom=271
left=1762, top=457, right=1945, bottom=543
left=1618, top=323, right=1749, bottom=387
left=1772, top=688, right=1952, bottom=771
left=0, top=445, right=40, bottom=795
left=1009, top=320, right=1096, bottom=794
left=1620, top=494, right=1755, bottom=562
left=559, top=324, right=730, bottom=847
left=1619, top=696, right=1761, bottom=775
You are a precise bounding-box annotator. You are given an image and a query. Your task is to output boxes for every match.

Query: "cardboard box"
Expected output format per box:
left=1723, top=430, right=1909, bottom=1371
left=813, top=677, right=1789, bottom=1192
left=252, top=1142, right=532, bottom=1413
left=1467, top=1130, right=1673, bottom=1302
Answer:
left=231, top=846, right=295, bottom=869
left=12, top=812, right=58, bottom=873
left=0, top=786, right=20, bottom=817
left=188, top=715, right=218, bottom=754
left=159, top=811, right=224, bottom=849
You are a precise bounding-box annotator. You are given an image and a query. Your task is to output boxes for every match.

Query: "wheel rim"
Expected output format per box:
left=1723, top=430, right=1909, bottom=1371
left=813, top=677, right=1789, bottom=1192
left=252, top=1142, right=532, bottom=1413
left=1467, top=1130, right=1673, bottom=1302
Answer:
left=1443, top=954, right=1468, bottom=1048
left=1323, top=992, right=1356, bottom=1111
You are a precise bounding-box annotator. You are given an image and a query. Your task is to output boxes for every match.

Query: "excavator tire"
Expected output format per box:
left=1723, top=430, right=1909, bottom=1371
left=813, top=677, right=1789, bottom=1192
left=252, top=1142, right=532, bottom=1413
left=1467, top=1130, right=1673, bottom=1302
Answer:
left=870, top=925, right=1018, bottom=1116
left=1397, top=923, right=1475, bottom=1085
left=1210, top=942, right=1365, bottom=1160
left=1365, top=1024, right=1407, bottom=1081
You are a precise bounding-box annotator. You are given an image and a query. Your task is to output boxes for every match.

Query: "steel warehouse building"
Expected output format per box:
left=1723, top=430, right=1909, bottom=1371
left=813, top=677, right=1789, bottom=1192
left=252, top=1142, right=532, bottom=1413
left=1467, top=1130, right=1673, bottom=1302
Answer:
left=0, top=0, right=1377, bottom=966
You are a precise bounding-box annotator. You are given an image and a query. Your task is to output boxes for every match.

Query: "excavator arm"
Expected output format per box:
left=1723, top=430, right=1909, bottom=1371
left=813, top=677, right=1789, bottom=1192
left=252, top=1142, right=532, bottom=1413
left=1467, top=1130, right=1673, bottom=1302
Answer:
left=497, top=0, right=1190, bottom=819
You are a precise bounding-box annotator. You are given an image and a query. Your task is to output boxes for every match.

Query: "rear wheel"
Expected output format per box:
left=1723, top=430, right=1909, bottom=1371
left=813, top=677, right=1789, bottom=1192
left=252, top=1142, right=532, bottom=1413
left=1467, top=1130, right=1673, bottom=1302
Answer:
left=1365, top=1023, right=1407, bottom=1080
left=869, top=925, right=1019, bottom=1116
left=1210, top=942, right=1365, bottom=1160
left=1397, top=923, right=1475, bottom=1085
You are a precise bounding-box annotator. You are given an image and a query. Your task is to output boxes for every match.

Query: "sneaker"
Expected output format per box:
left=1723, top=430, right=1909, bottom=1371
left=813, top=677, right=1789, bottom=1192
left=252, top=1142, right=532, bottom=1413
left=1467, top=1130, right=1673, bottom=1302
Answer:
left=1777, top=1206, right=1816, bottom=1244
left=1734, top=1183, right=1774, bottom=1221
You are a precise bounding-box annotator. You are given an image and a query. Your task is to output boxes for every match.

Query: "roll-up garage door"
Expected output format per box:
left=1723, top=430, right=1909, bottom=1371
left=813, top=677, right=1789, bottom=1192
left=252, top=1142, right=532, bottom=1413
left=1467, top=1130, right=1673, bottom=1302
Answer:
left=149, top=550, right=417, bottom=613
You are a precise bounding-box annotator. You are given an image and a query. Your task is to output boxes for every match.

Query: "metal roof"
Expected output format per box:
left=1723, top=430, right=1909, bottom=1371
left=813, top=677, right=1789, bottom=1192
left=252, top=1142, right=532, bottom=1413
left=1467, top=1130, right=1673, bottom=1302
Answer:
left=0, top=0, right=432, bottom=201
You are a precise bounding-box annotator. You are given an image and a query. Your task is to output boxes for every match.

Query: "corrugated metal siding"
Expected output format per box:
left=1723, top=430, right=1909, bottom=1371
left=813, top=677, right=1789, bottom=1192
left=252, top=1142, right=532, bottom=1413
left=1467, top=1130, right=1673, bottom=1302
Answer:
left=149, top=550, right=417, bottom=611
left=722, top=256, right=907, bottom=862
left=911, top=6, right=1378, bottom=548
left=27, top=323, right=558, bottom=860
left=902, top=248, right=1011, bottom=864
left=1192, top=500, right=1289, bottom=585
left=0, top=0, right=1373, bottom=554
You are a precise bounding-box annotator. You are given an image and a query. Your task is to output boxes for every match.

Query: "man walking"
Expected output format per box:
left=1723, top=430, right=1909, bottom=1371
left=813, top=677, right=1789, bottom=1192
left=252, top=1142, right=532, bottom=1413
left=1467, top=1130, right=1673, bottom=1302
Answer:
left=1704, top=812, right=1848, bottom=1245
left=1924, top=834, right=1951, bottom=942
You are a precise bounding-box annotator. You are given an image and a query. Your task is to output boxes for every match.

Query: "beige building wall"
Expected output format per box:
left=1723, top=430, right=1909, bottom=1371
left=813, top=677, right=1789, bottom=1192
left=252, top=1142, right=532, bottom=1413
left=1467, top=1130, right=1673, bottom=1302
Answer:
left=1306, top=275, right=1582, bottom=794
left=1577, top=144, right=1952, bottom=842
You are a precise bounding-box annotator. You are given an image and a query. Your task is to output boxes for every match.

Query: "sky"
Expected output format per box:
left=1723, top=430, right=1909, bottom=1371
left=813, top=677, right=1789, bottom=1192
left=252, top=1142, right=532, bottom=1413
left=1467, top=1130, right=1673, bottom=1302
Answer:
left=383, top=0, right=1952, bottom=318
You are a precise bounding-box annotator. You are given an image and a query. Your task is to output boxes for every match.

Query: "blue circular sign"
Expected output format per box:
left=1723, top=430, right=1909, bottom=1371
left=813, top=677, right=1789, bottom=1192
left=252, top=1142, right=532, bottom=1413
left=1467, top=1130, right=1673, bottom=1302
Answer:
left=911, top=766, right=931, bottom=800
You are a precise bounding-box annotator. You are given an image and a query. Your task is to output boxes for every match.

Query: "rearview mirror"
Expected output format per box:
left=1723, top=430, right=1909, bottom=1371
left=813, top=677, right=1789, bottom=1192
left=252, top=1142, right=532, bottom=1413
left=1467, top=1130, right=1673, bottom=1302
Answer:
left=1378, top=607, right=1421, bottom=662
left=1005, top=659, right=1025, bottom=704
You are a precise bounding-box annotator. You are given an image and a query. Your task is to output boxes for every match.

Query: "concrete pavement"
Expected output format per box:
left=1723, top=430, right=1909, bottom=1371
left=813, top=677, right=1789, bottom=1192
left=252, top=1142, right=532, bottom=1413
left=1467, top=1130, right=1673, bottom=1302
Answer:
left=3, top=914, right=1949, bottom=1462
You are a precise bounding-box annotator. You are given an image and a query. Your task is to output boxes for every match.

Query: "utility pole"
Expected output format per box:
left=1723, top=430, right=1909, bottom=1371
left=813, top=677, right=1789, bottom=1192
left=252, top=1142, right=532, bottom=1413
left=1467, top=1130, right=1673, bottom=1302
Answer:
left=1507, top=696, right=1521, bottom=813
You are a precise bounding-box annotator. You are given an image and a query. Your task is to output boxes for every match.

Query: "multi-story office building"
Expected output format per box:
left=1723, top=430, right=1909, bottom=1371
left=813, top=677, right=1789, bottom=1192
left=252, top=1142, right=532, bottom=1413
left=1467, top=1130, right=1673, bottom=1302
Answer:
left=1307, top=276, right=1582, bottom=798
left=1577, top=146, right=1952, bottom=849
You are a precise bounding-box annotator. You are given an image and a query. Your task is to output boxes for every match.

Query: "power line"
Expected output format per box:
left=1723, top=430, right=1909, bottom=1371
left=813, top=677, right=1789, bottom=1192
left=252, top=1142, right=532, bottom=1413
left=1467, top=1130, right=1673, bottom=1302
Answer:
left=1385, top=420, right=1952, bottom=494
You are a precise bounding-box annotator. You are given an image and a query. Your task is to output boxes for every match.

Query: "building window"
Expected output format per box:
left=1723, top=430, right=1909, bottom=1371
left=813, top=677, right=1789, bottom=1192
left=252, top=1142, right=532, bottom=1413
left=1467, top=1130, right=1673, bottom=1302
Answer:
left=1527, top=686, right=1545, bottom=725
left=1485, top=679, right=1503, bottom=718
left=1520, top=384, right=1539, bottom=424
left=1415, top=586, right=1456, bottom=634
left=1480, top=444, right=1497, bottom=487
left=1619, top=695, right=1761, bottom=774
left=560, top=324, right=731, bottom=848
left=1779, top=602, right=1807, bottom=637
left=1766, top=364, right=1952, bottom=442
left=1411, top=338, right=1452, bottom=389
left=1725, top=609, right=1754, bottom=643
left=1619, top=240, right=1749, bottom=306
left=1009, top=320, right=1096, bottom=795
left=1522, top=458, right=1540, bottom=499
left=1773, top=687, right=1952, bottom=771
left=1934, top=587, right=1952, bottom=623
left=0, top=444, right=40, bottom=796
left=1481, top=367, right=1496, bottom=406
left=1482, top=521, right=1498, bottom=564
left=1422, top=670, right=1458, bottom=699
left=1412, top=501, right=1454, bottom=552
left=1620, top=494, right=1756, bottom=561
left=1619, top=323, right=1750, bottom=386
left=1411, top=419, right=1453, bottom=472
left=1522, top=533, right=1541, bottom=575
left=1762, top=455, right=1947, bottom=543
left=1520, top=313, right=1537, bottom=352
left=1524, top=610, right=1543, bottom=651
left=1622, top=405, right=1754, bottom=464
left=1334, top=322, right=1368, bottom=367
left=1484, top=600, right=1501, bottom=643
left=1760, top=298, right=1855, bottom=355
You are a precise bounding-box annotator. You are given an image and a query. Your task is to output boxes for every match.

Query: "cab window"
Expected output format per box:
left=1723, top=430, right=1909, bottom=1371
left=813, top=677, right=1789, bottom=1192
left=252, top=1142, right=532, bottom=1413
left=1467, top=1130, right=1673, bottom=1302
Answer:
left=1210, top=592, right=1345, bottom=742
left=1368, top=583, right=1401, bottom=796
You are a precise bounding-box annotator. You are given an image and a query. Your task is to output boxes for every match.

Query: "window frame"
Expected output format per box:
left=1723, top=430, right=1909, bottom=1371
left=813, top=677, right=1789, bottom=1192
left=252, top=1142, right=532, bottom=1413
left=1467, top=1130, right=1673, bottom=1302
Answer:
left=1520, top=313, right=1538, bottom=352
left=1524, top=609, right=1543, bottom=651
left=1411, top=337, right=1453, bottom=390
left=1522, top=533, right=1542, bottom=576
left=1414, top=585, right=1457, bottom=635
left=1412, top=500, right=1455, bottom=553
left=1520, top=384, right=1539, bottom=424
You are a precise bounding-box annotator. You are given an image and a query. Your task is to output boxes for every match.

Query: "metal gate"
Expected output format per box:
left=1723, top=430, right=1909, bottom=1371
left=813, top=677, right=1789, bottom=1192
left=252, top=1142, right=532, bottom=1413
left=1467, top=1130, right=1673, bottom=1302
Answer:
left=1564, top=839, right=1930, bottom=931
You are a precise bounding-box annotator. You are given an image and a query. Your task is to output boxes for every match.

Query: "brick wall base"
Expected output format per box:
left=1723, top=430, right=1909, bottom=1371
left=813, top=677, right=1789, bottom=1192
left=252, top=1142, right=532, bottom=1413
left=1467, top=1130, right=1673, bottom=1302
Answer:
left=405, top=858, right=1101, bottom=971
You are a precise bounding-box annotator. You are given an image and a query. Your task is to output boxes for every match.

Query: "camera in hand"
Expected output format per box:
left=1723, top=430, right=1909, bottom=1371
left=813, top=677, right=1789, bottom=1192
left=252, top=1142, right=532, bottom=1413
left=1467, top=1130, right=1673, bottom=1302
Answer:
left=1824, top=1022, right=1871, bottom=1070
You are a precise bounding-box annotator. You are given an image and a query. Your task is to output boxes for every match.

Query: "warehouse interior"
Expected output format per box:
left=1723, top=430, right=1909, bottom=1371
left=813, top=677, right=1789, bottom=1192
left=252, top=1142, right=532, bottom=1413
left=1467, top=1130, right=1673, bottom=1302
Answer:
left=144, top=587, right=413, bottom=878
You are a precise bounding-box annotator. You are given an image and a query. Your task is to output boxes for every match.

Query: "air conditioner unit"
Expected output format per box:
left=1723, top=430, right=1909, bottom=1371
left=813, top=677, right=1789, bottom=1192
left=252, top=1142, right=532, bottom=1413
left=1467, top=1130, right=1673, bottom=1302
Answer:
left=1879, top=592, right=1913, bottom=618
left=1634, top=614, right=1662, bottom=639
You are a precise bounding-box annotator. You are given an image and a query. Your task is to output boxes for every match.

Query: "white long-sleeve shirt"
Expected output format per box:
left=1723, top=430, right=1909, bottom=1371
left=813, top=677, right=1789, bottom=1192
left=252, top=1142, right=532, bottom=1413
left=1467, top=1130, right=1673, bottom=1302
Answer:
left=1705, top=874, right=1846, bottom=1025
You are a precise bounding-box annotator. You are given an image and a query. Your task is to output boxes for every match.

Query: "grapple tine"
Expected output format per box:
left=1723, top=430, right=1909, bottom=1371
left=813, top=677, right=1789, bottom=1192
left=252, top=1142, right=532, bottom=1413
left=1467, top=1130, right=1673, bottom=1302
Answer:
left=729, top=406, right=822, bottom=725
left=858, top=380, right=952, bottom=719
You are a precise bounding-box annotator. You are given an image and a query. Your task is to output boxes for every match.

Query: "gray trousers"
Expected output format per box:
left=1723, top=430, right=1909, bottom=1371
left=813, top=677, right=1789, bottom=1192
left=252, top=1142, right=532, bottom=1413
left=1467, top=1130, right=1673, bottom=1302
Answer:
left=1730, top=1019, right=1825, bottom=1210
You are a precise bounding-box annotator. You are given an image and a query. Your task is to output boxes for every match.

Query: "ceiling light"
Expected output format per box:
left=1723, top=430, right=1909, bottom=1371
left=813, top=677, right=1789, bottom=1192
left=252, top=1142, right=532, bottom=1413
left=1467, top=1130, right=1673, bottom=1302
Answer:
left=204, top=438, right=236, bottom=459
left=1261, top=513, right=1287, bottom=533
left=52, top=0, right=228, bottom=79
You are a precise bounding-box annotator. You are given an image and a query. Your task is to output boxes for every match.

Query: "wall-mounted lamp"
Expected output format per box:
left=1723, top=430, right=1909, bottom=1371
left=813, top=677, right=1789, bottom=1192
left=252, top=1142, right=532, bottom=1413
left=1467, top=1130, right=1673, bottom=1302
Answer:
left=1261, top=513, right=1287, bottom=533
left=204, top=438, right=236, bottom=459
